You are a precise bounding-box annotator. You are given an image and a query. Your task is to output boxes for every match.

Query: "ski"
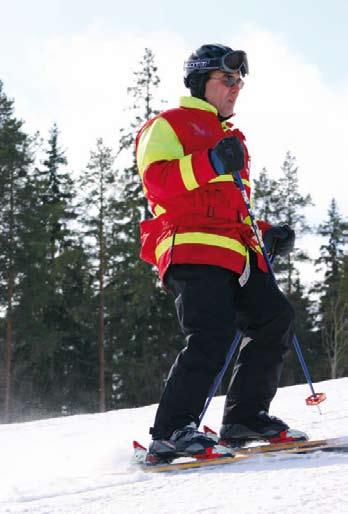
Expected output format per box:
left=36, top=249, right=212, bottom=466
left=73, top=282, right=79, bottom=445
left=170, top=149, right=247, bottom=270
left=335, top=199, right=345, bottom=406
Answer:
left=133, top=435, right=348, bottom=473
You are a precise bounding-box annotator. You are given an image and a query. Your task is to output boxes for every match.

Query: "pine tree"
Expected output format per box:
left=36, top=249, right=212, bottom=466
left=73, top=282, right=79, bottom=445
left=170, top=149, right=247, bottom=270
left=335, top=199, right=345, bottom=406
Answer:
left=106, top=48, right=181, bottom=408
left=316, top=199, right=347, bottom=289
left=26, top=124, right=76, bottom=413
left=253, top=154, right=316, bottom=385
left=10, top=124, right=94, bottom=420
left=253, top=167, right=279, bottom=223
left=315, top=199, right=348, bottom=378
left=117, top=47, right=161, bottom=222
left=0, top=80, right=32, bottom=421
left=273, top=152, right=313, bottom=295
left=39, top=123, right=74, bottom=261
left=79, top=138, right=116, bottom=412
left=253, top=153, right=313, bottom=293
left=280, top=278, right=323, bottom=385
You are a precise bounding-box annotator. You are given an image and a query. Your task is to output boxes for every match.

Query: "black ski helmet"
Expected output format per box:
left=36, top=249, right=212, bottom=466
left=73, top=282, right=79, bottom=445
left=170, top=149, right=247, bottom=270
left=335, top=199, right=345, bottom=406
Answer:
left=183, top=44, right=249, bottom=100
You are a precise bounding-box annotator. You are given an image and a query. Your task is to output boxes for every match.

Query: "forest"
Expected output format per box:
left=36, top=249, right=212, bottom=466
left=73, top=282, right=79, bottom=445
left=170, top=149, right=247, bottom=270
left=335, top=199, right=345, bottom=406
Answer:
left=1, top=48, right=347, bottom=424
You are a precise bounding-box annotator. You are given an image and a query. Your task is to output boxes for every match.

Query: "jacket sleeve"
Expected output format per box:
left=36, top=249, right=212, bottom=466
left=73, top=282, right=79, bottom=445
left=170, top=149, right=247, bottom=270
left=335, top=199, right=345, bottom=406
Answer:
left=257, top=220, right=272, bottom=236
left=136, top=116, right=218, bottom=202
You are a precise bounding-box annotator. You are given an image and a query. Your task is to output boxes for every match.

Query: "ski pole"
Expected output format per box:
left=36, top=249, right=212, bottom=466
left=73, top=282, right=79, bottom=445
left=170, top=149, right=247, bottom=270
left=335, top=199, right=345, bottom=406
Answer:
left=232, top=170, right=326, bottom=408
left=198, top=330, right=243, bottom=426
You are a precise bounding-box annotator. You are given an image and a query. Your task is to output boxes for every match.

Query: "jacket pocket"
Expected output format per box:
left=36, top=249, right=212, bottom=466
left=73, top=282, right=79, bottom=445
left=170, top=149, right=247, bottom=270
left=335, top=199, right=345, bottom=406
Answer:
left=139, top=218, right=160, bottom=265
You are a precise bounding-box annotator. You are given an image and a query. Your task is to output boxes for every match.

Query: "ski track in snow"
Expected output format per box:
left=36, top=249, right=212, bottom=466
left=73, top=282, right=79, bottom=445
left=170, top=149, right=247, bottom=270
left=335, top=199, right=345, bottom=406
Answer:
left=0, top=378, right=348, bottom=514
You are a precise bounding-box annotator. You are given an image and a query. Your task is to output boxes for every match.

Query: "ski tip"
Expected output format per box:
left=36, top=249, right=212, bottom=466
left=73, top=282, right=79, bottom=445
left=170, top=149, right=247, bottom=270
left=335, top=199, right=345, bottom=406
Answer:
left=203, top=425, right=218, bottom=435
left=133, top=440, right=147, bottom=450
left=203, top=425, right=220, bottom=443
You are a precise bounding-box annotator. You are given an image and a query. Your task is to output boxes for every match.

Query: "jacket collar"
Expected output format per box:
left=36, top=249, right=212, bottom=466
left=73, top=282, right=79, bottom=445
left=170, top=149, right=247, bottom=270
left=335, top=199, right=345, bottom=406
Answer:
left=179, top=96, right=234, bottom=130
left=179, top=96, right=218, bottom=115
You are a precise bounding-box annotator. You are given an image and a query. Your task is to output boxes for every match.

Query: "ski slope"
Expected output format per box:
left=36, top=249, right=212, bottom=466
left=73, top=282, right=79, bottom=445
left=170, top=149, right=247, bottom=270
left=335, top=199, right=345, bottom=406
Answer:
left=1, top=378, right=348, bottom=514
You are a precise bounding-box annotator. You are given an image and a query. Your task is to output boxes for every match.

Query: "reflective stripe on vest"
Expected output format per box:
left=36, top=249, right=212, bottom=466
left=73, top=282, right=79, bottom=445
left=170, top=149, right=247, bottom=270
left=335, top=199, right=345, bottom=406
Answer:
left=153, top=204, right=166, bottom=216
left=137, top=117, right=184, bottom=178
left=208, top=175, right=251, bottom=188
left=155, top=231, right=247, bottom=263
left=179, top=154, right=199, bottom=190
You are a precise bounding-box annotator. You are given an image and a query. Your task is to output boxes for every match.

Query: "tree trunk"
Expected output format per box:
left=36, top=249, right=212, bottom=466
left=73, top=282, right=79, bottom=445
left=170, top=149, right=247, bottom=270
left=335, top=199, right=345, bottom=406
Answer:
left=98, top=188, right=106, bottom=412
left=4, top=176, right=15, bottom=423
left=330, top=359, right=337, bottom=380
left=287, top=254, right=292, bottom=295
left=98, top=264, right=105, bottom=412
left=4, top=273, right=14, bottom=423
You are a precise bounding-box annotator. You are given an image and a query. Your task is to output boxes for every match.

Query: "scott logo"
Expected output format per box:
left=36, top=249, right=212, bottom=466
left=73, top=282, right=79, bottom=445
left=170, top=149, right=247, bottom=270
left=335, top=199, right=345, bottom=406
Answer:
left=185, top=60, right=209, bottom=69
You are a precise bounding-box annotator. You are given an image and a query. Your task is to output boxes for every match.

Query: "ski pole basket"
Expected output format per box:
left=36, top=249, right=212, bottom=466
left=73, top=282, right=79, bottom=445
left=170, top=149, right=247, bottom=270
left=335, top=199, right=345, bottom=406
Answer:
left=305, top=392, right=327, bottom=406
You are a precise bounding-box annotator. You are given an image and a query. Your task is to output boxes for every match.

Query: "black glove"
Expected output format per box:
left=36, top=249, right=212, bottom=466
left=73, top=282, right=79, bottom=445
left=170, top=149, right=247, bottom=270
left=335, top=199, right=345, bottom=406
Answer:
left=263, top=225, right=295, bottom=257
left=209, top=136, right=245, bottom=175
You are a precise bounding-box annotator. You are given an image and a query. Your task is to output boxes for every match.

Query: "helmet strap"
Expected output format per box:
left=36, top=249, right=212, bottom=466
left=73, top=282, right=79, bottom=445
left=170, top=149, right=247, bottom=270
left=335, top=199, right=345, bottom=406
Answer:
left=218, top=113, right=235, bottom=121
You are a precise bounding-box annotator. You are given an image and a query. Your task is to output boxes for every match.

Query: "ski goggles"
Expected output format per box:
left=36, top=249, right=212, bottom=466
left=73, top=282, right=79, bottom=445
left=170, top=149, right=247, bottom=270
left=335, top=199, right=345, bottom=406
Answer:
left=209, top=74, right=245, bottom=89
left=184, top=51, right=249, bottom=77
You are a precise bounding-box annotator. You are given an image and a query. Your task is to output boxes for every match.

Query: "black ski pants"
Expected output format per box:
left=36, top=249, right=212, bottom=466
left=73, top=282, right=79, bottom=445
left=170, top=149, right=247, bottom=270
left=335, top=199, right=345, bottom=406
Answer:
left=151, top=255, right=295, bottom=439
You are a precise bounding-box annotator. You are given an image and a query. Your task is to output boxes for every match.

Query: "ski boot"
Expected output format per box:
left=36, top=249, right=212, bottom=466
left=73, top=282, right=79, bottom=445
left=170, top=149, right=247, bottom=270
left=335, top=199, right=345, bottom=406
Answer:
left=145, top=422, right=233, bottom=465
left=219, top=411, right=308, bottom=448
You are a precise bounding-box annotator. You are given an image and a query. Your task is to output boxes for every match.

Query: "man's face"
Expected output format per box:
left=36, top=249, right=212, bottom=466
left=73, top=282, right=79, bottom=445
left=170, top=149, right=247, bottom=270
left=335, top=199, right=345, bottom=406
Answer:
left=204, top=70, right=244, bottom=118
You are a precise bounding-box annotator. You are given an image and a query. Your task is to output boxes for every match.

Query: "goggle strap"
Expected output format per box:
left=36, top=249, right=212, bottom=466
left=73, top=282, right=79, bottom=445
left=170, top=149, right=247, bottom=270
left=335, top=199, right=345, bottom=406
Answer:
left=184, top=57, right=223, bottom=71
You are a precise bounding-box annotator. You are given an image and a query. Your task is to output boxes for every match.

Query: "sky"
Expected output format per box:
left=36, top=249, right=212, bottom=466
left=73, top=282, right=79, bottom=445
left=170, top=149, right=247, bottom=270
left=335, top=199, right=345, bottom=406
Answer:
left=1, top=0, right=348, bottom=268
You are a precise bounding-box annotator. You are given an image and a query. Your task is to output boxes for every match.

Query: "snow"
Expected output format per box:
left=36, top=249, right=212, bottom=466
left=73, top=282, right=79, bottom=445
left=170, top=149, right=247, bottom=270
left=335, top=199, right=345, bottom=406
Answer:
left=1, top=378, right=348, bottom=514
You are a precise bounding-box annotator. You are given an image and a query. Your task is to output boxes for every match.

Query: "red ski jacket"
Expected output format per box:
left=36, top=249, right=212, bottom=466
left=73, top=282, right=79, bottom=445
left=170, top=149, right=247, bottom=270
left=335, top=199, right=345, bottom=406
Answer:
left=135, top=96, right=270, bottom=281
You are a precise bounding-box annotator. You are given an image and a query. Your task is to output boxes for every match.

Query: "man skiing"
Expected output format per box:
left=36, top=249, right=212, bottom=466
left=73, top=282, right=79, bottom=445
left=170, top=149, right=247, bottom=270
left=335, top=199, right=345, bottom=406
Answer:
left=135, top=44, right=306, bottom=462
